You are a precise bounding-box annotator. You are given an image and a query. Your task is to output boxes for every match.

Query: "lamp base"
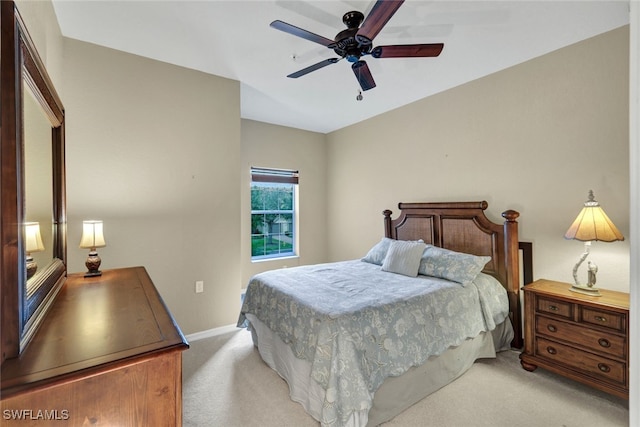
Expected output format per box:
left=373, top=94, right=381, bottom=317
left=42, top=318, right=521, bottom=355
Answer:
left=84, top=250, right=102, bottom=278
left=569, top=284, right=602, bottom=297
left=569, top=244, right=601, bottom=296
left=26, top=256, right=37, bottom=280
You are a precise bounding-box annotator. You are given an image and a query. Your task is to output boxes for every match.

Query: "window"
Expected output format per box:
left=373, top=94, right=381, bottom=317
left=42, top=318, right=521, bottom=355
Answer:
left=250, top=167, right=298, bottom=260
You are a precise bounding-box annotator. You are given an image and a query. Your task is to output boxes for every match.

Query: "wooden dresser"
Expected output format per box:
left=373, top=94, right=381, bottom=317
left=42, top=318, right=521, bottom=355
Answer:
left=1, top=267, right=189, bottom=425
left=520, top=279, right=629, bottom=399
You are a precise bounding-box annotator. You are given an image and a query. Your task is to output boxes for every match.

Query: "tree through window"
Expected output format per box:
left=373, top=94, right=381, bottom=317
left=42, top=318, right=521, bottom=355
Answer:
left=250, top=167, right=298, bottom=260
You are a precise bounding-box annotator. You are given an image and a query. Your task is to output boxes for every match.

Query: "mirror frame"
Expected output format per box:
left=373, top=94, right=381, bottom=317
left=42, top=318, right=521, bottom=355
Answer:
left=1, top=1, right=66, bottom=362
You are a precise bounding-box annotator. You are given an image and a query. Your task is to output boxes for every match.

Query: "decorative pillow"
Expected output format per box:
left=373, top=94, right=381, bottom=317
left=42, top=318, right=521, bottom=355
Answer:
left=381, top=240, right=427, bottom=277
left=362, top=237, right=394, bottom=265
left=418, top=245, right=491, bottom=286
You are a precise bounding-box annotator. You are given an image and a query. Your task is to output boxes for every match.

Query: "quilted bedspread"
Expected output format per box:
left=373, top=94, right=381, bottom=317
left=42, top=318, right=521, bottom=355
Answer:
left=237, top=260, right=509, bottom=426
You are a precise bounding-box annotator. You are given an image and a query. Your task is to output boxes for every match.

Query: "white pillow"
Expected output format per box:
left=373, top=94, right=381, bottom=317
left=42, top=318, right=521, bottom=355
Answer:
left=381, top=240, right=427, bottom=277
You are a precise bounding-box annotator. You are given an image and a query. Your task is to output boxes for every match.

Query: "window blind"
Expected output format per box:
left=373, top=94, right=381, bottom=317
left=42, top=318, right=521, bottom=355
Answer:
left=251, top=167, right=299, bottom=184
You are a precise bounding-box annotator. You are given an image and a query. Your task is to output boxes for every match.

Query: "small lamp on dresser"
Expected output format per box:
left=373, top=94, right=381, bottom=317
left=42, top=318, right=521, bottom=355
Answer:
left=564, top=190, right=624, bottom=296
left=24, top=222, right=45, bottom=279
left=80, top=220, right=106, bottom=277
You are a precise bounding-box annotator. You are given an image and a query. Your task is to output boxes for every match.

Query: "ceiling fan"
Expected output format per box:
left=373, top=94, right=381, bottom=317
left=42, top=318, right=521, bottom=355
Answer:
left=270, top=0, right=444, bottom=92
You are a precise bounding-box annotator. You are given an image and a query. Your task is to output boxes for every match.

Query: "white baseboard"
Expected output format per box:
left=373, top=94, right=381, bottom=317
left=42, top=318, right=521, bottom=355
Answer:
left=186, top=324, right=239, bottom=342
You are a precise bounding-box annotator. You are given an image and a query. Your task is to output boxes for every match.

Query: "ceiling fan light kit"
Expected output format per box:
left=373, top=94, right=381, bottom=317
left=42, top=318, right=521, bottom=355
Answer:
left=270, top=0, right=444, bottom=92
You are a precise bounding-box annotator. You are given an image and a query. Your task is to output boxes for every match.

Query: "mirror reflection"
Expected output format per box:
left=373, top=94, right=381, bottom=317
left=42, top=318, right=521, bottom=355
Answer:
left=23, top=82, right=53, bottom=290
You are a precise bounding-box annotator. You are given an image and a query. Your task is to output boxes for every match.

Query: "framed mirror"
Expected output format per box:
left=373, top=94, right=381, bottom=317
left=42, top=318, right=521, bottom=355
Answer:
left=1, top=2, right=66, bottom=361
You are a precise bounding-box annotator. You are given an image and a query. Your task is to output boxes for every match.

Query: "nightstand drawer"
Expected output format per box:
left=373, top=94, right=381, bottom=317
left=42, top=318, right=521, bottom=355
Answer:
left=536, top=315, right=626, bottom=359
left=536, top=296, right=572, bottom=319
left=580, top=307, right=625, bottom=333
left=535, top=337, right=626, bottom=386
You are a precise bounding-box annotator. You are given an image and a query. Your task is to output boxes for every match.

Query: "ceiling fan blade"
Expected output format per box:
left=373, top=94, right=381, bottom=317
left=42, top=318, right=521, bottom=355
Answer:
left=352, top=61, right=376, bottom=91
left=270, top=20, right=335, bottom=47
left=356, top=0, right=404, bottom=44
left=287, top=58, right=339, bottom=78
left=372, top=43, right=444, bottom=58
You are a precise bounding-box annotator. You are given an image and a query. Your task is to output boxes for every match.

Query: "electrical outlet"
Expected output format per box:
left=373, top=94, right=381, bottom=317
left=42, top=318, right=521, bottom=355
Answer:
left=195, top=281, right=204, bottom=293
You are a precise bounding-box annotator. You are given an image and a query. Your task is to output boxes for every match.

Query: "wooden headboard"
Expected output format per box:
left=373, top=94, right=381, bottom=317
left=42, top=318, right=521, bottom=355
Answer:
left=383, top=201, right=524, bottom=348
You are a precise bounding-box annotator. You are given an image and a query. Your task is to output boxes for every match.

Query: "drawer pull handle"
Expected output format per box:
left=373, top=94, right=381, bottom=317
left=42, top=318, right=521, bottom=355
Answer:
left=547, top=324, right=557, bottom=333
left=546, top=346, right=557, bottom=355
left=594, top=316, right=607, bottom=323
left=548, top=305, right=559, bottom=311
left=598, top=363, right=611, bottom=373
left=598, top=338, right=611, bottom=348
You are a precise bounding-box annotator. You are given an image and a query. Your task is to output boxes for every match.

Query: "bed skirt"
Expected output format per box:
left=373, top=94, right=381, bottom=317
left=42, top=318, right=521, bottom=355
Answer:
left=246, top=313, right=513, bottom=426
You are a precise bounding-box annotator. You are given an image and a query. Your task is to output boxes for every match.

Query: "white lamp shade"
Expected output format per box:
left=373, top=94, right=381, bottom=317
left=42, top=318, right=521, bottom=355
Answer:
left=564, top=191, right=624, bottom=242
left=79, top=220, right=106, bottom=249
left=24, top=222, right=44, bottom=253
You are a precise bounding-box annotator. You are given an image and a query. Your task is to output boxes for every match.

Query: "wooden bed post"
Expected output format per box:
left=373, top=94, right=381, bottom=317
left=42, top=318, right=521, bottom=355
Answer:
left=502, top=209, right=522, bottom=349
left=383, top=210, right=393, bottom=239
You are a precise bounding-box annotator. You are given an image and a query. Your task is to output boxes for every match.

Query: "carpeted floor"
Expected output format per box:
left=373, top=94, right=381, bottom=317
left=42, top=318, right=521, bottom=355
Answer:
left=182, top=329, right=629, bottom=427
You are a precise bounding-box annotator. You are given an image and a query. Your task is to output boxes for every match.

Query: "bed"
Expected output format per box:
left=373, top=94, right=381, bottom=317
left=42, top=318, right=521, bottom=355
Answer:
left=238, top=201, right=525, bottom=427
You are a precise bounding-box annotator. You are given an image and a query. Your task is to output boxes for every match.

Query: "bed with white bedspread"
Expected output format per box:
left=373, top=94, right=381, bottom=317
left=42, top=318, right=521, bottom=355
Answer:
left=238, top=201, right=526, bottom=426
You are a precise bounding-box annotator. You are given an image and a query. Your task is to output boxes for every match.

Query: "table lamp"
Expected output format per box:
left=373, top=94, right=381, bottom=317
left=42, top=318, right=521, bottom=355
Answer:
left=24, top=222, right=44, bottom=279
left=79, top=220, right=106, bottom=277
left=564, top=190, right=624, bottom=296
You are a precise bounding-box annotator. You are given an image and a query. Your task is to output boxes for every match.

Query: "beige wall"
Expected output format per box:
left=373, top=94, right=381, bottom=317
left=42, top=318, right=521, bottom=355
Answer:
left=327, top=26, right=630, bottom=293
left=240, top=120, right=327, bottom=286
left=60, top=39, right=242, bottom=334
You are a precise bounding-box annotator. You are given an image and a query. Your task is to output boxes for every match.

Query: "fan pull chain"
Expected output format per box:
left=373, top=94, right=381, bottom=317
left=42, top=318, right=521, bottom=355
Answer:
left=356, top=65, right=363, bottom=101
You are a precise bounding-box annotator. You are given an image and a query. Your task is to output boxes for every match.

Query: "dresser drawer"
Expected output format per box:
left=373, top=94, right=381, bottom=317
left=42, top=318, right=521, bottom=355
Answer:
left=536, top=296, right=573, bottom=319
left=580, top=307, right=626, bottom=333
left=536, top=315, right=626, bottom=359
left=535, top=337, right=626, bottom=386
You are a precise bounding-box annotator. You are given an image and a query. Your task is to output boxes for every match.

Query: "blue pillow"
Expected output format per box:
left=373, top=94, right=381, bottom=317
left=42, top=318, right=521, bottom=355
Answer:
left=418, top=245, right=491, bottom=286
left=361, top=238, right=395, bottom=265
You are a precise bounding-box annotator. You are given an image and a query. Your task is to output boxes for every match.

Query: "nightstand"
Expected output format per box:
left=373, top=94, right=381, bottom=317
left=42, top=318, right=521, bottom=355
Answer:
left=519, top=279, right=629, bottom=399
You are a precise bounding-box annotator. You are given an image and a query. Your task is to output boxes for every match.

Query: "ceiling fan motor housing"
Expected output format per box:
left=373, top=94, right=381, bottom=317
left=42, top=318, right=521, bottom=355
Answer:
left=334, top=11, right=371, bottom=63
left=334, top=28, right=372, bottom=62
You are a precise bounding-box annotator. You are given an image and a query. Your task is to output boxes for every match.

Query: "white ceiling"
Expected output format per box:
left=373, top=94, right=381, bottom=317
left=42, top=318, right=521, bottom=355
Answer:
left=51, top=1, right=629, bottom=134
